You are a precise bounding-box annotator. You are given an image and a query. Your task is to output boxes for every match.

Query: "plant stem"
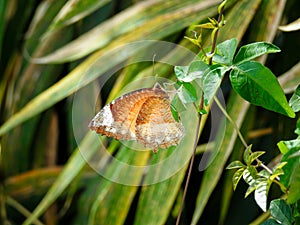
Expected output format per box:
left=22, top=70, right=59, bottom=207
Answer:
left=214, top=96, right=276, bottom=177
left=257, top=160, right=274, bottom=174
left=176, top=2, right=226, bottom=224
left=214, top=96, right=248, bottom=148
left=208, top=2, right=225, bottom=65
left=175, top=97, right=203, bottom=225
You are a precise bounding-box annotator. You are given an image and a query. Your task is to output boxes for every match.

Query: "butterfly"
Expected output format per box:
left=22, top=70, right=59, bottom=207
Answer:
left=89, top=83, right=184, bottom=153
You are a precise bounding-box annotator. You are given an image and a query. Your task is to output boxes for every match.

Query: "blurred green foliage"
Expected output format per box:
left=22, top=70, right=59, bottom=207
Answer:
left=0, top=0, right=299, bottom=224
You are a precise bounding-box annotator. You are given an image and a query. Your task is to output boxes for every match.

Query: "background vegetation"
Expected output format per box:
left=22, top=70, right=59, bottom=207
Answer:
left=0, top=0, right=299, bottom=224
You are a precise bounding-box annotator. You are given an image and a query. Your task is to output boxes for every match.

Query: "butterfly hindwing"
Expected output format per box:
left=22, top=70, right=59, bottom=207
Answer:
left=89, top=83, right=184, bottom=152
left=135, top=96, right=184, bottom=151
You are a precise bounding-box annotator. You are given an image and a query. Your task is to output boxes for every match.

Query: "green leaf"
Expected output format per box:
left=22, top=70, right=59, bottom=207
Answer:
left=269, top=199, right=292, bottom=225
left=34, top=0, right=219, bottom=63
left=249, top=151, right=265, bottom=164
left=23, top=132, right=100, bottom=225
left=245, top=181, right=257, bottom=198
left=280, top=141, right=300, bottom=187
left=176, top=82, right=198, bottom=104
left=277, top=141, right=290, bottom=154
left=45, top=0, right=111, bottom=37
left=184, top=36, right=201, bottom=48
left=289, top=84, right=300, bottom=112
left=230, top=61, right=296, bottom=118
left=226, top=160, right=245, bottom=169
left=170, top=105, right=180, bottom=122
left=194, top=22, right=215, bottom=29
left=243, top=145, right=253, bottom=166
left=254, top=178, right=269, bottom=212
left=233, top=42, right=280, bottom=65
left=279, top=17, right=300, bottom=32
left=201, top=64, right=229, bottom=105
left=232, top=168, right=245, bottom=190
left=134, top=170, right=187, bottom=225
left=175, top=60, right=208, bottom=82
left=174, top=65, right=188, bottom=81
left=287, top=165, right=300, bottom=204
left=271, top=162, right=287, bottom=180
left=261, top=219, right=281, bottom=225
left=258, top=169, right=271, bottom=179
left=89, top=147, right=149, bottom=225
left=213, top=38, right=237, bottom=65
left=278, top=139, right=300, bottom=155
left=243, top=166, right=258, bottom=186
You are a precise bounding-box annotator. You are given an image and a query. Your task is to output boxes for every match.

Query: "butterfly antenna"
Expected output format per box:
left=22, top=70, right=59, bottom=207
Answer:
left=152, top=54, right=156, bottom=75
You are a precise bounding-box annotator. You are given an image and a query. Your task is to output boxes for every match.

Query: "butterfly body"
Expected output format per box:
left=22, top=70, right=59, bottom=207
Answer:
left=89, top=83, right=184, bottom=152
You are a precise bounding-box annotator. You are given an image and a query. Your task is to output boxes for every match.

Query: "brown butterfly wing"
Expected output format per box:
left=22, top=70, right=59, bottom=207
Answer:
left=89, top=85, right=168, bottom=141
left=135, top=96, right=184, bottom=152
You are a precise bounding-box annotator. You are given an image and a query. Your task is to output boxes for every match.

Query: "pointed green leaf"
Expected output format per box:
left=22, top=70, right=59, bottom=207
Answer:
left=278, top=17, right=300, bottom=32
left=213, top=38, right=238, bottom=65
left=258, top=169, right=271, bottom=179
left=279, top=139, right=300, bottom=156
left=243, top=166, right=258, bottom=186
left=269, top=199, right=292, bottom=225
left=289, top=84, right=300, bottom=112
left=287, top=165, right=300, bottom=204
left=174, top=65, right=189, bottom=81
left=254, top=178, right=269, bottom=212
left=233, top=42, right=280, bottom=65
left=270, top=169, right=284, bottom=181
left=201, top=64, right=229, bottom=105
left=230, top=61, right=295, bottom=118
left=184, top=36, right=201, bottom=48
left=175, top=60, right=208, bottom=82
left=277, top=141, right=290, bottom=154
left=232, top=168, right=245, bottom=190
left=271, top=162, right=287, bottom=180
left=226, top=160, right=245, bottom=169
left=280, top=140, right=300, bottom=187
left=243, top=145, right=253, bottom=165
left=194, top=22, right=215, bottom=29
left=176, top=82, right=198, bottom=104
left=170, top=105, right=180, bottom=122
left=249, top=151, right=265, bottom=164
left=245, top=181, right=257, bottom=198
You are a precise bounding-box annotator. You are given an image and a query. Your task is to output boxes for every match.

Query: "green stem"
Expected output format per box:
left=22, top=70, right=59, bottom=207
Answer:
left=273, top=180, right=287, bottom=193
left=176, top=2, right=226, bottom=225
left=215, top=85, right=278, bottom=180
left=208, top=2, right=225, bottom=65
left=176, top=95, right=204, bottom=225
left=215, top=96, right=277, bottom=178
left=214, top=96, right=248, bottom=148
left=257, top=160, right=274, bottom=175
